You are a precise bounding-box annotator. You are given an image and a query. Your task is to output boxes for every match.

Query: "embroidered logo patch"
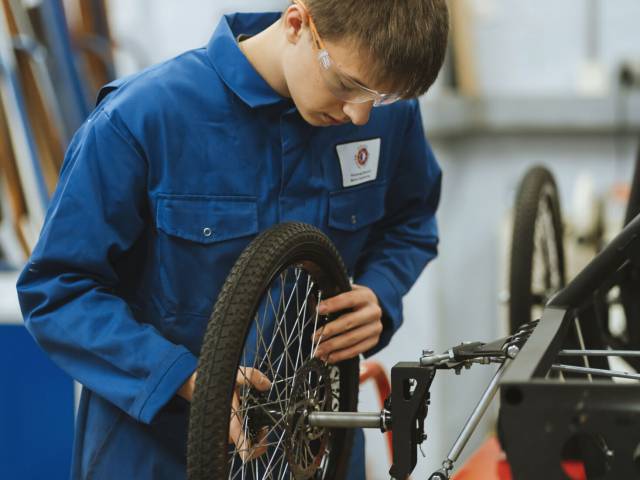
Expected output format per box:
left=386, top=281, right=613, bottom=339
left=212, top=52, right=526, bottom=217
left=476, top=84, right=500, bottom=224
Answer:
left=355, top=147, right=369, bottom=167
left=336, top=138, right=380, bottom=187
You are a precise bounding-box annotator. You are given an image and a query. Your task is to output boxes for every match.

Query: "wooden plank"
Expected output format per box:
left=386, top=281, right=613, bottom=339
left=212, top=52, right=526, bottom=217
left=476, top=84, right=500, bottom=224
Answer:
left=0, top=94, right=30, bottom=257
left=65, top=0, right=114, bottom=96
left=448, top=0, right=479, bottom=97
left=35, top=0, right=89, bottom=135
left=0, top=0, right=47, bottom=250
left=4, top=0, right=65, bottom=193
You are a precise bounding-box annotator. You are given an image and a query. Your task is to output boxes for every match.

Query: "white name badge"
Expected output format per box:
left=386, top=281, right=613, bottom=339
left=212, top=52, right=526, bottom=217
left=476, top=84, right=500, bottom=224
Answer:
left=335, top=138, right=381, bottom=188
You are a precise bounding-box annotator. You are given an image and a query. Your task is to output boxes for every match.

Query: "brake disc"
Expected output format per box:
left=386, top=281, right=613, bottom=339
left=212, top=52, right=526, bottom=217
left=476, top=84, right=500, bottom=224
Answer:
left=285, top=359, right=332, bottom=480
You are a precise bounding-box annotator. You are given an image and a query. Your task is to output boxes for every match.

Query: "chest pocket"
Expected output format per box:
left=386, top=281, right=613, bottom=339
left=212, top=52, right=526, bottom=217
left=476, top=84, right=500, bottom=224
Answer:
left=327, top=182, right=387, bottom=269
left=154, top=194, right=258, bottom=323
left=157, top=195, right=258, bottom=244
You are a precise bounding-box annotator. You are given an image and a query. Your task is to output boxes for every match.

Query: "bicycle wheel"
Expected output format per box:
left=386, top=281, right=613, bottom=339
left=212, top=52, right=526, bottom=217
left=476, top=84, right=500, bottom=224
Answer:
left=509, top=166, right=566, bottom=333
left=188, top=222, right=359, bottom=480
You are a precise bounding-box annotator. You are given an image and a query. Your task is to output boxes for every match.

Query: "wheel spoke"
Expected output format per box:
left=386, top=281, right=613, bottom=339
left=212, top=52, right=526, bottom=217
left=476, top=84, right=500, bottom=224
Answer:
left=221, top=259, right=345, bottom=479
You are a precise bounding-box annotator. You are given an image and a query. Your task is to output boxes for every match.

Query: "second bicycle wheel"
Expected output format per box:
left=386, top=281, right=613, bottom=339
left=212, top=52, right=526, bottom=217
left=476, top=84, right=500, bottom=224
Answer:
left=509, top=166, right=566, bottom=333
left=188, top=222, right=359, bottom=480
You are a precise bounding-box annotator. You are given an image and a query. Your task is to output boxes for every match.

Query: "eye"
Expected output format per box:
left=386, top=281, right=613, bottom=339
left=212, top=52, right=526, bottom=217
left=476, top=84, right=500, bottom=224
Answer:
left=337, top=79, right=359, bottom=93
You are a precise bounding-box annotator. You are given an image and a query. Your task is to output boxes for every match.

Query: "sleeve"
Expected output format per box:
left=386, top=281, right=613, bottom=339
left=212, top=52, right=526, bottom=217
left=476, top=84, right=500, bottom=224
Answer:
left=354, top=99, right=442, bottom=356
left=16, top=109, right=198, bottom=424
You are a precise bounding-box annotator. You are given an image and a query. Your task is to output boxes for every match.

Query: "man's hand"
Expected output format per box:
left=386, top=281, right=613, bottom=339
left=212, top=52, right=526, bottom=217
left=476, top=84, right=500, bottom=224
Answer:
left=177, top=371, right=196, bottom=402
left=229, top=367, right=271, bottom=462
left=312, top=284, right=383, bottom=363
left=177, top=368, right=271, bottom=462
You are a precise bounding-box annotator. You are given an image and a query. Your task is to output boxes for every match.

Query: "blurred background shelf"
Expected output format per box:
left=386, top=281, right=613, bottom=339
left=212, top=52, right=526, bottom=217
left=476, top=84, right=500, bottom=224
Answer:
left=421, top=92, right=640, bottom=138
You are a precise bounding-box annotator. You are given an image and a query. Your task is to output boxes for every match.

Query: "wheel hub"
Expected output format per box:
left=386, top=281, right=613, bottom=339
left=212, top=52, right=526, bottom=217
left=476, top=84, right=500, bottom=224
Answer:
left=285, top=359, right=332, bottom=479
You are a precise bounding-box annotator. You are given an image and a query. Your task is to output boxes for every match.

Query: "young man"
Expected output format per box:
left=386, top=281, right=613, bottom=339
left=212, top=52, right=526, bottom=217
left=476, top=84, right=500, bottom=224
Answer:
left=17, top=0, right=448, bottom=478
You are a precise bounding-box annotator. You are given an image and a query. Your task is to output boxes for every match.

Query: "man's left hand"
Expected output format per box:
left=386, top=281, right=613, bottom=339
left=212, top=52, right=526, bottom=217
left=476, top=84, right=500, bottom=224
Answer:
left=312, top=284, right=383, bottom=363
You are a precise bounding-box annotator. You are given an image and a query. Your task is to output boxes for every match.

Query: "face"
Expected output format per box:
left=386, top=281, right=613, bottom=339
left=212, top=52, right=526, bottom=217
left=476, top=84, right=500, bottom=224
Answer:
left=281, top=7, right=379, bottom=127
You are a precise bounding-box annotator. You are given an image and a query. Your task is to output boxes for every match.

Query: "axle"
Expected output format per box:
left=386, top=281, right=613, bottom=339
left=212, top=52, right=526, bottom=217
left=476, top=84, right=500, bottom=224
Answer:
left=307, top=411, right=389, bottom=430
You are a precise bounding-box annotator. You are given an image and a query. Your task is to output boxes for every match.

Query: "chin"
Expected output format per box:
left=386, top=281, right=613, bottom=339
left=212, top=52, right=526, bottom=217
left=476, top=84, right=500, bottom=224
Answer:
left=297, top=109, right=324, bottom=127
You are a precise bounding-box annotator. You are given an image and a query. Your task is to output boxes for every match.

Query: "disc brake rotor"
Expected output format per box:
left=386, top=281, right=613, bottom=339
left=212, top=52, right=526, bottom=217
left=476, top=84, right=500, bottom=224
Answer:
left=285, top=359, right=332, bottom=480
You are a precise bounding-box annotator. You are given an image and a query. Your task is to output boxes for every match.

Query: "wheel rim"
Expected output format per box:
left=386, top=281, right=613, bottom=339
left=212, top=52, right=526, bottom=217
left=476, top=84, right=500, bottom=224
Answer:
left=530, top=185, right=564, bottom=321
left=227, top=262, right=341, bottom=479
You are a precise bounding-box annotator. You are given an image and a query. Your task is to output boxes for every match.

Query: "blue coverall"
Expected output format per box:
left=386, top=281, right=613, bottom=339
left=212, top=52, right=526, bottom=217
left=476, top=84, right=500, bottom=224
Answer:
left=16, top=12, right=441, bottom=480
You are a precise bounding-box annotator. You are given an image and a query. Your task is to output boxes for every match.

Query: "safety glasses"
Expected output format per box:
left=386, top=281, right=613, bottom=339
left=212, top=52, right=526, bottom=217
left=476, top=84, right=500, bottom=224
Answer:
left=292, top=0, right=402, bottom=107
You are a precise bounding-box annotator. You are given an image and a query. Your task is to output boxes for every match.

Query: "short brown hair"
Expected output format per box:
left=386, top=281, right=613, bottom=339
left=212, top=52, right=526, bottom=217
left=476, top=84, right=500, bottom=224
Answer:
left=302, top=0, right=449, bottom=98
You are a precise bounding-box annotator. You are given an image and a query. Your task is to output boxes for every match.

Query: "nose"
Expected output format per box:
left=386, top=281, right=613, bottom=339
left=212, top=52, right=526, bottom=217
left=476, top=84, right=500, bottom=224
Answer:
left=342, top=101, right=373, bottom=126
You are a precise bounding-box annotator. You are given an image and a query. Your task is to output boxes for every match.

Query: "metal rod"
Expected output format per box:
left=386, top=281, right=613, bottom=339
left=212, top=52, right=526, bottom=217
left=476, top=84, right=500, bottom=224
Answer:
left=445, top=360, right=510, bottom=464
left=420, top=352, right=451, bottom=366
left=307, top=411, right=381, bottom=429
left=559, top=349, right=640, bottom=357
left=573, top=318, right=592, bottom=381
left=551, top=364, right=640, bottom=381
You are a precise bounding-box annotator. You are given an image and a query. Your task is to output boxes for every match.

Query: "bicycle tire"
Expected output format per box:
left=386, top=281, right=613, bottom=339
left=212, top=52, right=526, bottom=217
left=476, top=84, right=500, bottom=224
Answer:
left=187, top=222, right=359, bottom=480
left=509, top=166, right=566, bottom=333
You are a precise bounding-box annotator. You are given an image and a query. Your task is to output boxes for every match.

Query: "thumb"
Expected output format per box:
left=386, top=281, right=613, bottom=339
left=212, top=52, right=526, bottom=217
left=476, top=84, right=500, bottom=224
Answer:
left=236, top=367, right=271, bottom=391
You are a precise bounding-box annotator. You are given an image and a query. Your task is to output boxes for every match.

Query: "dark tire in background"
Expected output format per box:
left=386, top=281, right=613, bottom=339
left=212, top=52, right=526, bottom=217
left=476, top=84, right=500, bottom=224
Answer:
left=509, top=166, right=566, bottom=334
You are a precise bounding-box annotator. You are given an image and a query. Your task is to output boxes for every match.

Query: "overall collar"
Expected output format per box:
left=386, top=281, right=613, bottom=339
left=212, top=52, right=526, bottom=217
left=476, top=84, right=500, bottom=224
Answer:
left=207, top=12, right=291, bottom=109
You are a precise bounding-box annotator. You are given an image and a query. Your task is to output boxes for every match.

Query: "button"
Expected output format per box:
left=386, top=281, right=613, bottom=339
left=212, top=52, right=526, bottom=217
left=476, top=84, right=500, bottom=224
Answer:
left=202, top=227, right=213, bottom=237
left=351, top=215, right=357, bottom=225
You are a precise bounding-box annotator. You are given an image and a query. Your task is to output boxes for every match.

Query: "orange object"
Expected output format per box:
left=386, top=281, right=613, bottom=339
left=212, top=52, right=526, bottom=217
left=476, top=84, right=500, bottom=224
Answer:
left=452, top=436, right=505, bottom=480
left=453, top=436, right=586, bottom=480
left=359, top=361, right=393, bottom=462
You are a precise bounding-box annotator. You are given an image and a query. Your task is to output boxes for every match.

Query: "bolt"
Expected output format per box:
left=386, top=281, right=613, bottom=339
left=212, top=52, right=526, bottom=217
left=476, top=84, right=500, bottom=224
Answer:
left=507, top=345, right=520, bottom=358
left=443, top=459, right=453, bottom=471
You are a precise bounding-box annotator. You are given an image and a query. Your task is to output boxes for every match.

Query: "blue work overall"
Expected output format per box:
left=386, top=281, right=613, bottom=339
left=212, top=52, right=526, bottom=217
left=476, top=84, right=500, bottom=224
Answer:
left=17, top=12, right=441, bottom=479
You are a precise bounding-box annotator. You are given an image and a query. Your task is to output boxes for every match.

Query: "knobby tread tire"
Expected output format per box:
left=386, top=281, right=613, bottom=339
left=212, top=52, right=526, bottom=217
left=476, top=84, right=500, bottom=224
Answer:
left=187, top=222, right=359, bottom=480
left=509, top=166, right=565, bottom=333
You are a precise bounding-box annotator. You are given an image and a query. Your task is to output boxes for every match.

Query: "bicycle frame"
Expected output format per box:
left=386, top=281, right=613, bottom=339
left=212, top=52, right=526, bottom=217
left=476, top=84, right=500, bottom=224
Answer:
left=499, top=211, right=640, bottom=479
left=309, top=211, right=640, bottom=479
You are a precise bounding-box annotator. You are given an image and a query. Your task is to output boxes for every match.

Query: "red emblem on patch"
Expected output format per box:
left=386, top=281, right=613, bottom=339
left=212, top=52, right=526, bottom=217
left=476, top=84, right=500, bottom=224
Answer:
left=355, top=147, right=369, bottom=167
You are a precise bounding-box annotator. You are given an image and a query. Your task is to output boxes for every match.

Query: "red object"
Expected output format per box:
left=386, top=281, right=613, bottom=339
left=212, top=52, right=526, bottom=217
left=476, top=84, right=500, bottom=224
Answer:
left=359, top=361, right=393, bottom=462
left=452, top=436, right=586, bottom=480
left=452, top=436, right=505, bottom=480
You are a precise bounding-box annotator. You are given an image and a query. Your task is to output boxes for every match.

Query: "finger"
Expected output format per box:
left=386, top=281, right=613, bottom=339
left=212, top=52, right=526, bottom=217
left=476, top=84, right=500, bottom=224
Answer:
left=229, top=390, right=248, bottom=451
left=239, top=430, right=269, bottom=462
left=236, top=367, right=272, bottom=391
left=229, top=390, right=267, bottom=462
left=312, top=303, right=382, bottom=342
left=317, top=288, right=371, bottom=314
left=325, top=336, right=380, bottom=364
left=229, top=393, right=268, bottom=463
left=315, top=320, right=382, bottom=359
left=230, top=368, right=272, bottom=462
left=246, top=427, right=269, bottom=461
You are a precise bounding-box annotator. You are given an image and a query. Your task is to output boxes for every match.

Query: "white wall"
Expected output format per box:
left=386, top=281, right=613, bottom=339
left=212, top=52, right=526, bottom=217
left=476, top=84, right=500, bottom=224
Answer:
left=108, top=0, right=288, bottom=73
left=465, top=0, right=640, bottom=95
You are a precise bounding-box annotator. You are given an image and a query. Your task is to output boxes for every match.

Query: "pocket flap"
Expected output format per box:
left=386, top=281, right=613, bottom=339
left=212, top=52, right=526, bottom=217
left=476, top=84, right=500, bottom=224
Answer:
left=156, top=195, right=258, bottom=244
left=329, top=182, right=386, bottom=231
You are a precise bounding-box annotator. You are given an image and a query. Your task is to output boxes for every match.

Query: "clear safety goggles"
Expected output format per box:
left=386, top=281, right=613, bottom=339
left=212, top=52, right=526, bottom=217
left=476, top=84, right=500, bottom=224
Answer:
left=292, top=0, right=402, bottom=107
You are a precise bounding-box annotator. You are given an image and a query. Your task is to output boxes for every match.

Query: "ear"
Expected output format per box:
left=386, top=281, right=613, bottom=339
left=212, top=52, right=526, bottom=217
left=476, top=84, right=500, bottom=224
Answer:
left=282, top=4, right=308, bottom=45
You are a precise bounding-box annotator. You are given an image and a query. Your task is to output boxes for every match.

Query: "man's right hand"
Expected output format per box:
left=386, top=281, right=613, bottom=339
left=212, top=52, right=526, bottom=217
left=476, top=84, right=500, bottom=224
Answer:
left=179, top=367, right=272, bottom=462
left=230, top=367, right=272, bottom=462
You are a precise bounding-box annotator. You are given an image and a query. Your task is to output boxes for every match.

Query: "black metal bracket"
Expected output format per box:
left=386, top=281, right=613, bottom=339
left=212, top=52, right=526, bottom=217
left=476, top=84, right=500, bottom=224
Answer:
left=388, top=362, right=436, bottom=480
